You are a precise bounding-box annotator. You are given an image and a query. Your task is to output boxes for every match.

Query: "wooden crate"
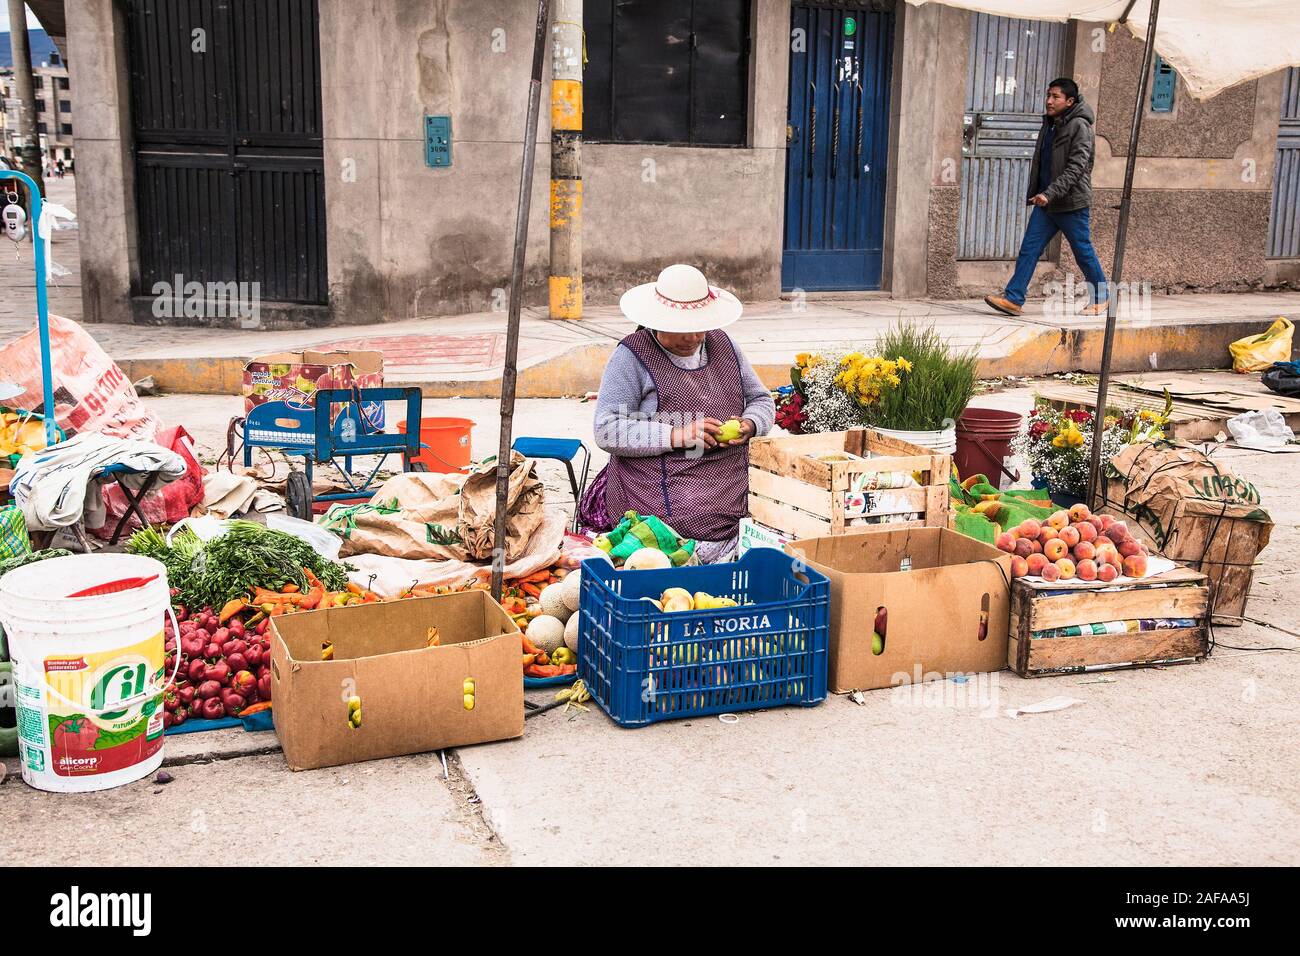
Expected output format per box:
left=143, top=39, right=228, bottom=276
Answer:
left=747, top=430, right=951, bottom=539
left=1009, top=566, right=1210, bottom=677
left=1102, top=478, right=1272, bottom=625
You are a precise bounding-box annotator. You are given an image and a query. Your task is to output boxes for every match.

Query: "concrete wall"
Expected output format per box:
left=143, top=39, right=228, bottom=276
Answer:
left=66, top=0, right=137, bottom=325
left=921, top=17, right=1286, bottom=300
left=1056, top=28, right=1282, bottom=295
left=322, top=0, right=789, bottom=325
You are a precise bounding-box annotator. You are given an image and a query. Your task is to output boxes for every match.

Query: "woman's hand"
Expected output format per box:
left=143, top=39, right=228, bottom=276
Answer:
left=671, top=418, right=722, bottom=451
left=718, top=418, right=756, bottom=447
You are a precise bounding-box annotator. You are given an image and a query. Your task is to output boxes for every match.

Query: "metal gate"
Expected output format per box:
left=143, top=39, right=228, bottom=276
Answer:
left=126, top=0, right=327, bottom=306
left=782, top=3, right=893, bottom=292
left=957, top=13, right=1065, bottom=260
left=1268, top=67, right=1300, bottom=259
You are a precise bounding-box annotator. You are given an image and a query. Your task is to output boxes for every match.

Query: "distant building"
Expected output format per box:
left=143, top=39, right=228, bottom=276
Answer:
left=61, top=1, right=1300, bottom=327
left=1, top=46, right=75, bottom=171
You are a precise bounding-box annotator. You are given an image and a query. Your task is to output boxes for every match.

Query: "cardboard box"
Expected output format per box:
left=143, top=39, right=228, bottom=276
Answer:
left=243, top=350, right=385, bottom=439
left=270, top=590, right=523, bottom=770
left=786, top=528, right=1011, bottom=692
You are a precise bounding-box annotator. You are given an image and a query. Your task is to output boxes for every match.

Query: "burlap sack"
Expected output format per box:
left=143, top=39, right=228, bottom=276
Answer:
left=1106, top=441, right=1269, bottom=548
left=457, top=452, right=544, bottom=561
left=323, top=471, right=469, bottom=560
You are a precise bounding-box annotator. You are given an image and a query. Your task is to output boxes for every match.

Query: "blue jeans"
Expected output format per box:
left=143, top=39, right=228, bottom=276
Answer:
left=1004, top=206, right=1108, bottom=306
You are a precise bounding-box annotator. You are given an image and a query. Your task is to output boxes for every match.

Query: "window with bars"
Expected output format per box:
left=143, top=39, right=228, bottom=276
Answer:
left=584, top=0, right=751, bottom=146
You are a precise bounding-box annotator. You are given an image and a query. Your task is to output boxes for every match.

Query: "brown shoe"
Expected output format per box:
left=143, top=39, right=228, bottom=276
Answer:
left=1079, top=300, right=1109, bottom=316
left=983, top=294, right=1022, bottom=317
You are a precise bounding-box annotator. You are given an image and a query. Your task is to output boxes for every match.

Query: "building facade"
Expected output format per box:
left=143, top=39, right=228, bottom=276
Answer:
left=1, top=49, right=75, bottom=170
left=67, top=0, right=1300, bottom=327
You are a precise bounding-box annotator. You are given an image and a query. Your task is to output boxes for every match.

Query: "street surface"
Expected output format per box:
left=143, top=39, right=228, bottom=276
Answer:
left=2, top=383, right=1297, bottom=866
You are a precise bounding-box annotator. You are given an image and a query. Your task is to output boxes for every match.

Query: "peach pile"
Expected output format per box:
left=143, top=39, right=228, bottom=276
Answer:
left=996, top=503, right=1151, bottom=581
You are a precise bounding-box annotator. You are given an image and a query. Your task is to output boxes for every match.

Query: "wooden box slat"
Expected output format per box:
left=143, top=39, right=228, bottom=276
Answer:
left=748, top=430, right=951, bottom=539
left=1009, top=567, right=1210, bottom=677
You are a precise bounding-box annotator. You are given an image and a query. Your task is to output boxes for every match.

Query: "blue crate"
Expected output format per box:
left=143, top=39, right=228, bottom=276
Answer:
left=577, top=549, right=829, bottom=727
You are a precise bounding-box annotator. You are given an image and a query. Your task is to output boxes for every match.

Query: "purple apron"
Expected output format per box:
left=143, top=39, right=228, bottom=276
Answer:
left=579, top=329, right=749, bottom=541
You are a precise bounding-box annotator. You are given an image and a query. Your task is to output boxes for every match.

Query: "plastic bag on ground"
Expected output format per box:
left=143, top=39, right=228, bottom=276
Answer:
left=1229, top=317, right=1294, bottom=373
left=1226, top=409, right=1296, bottom=450
left=1261, top=361, right=1300, bottom=398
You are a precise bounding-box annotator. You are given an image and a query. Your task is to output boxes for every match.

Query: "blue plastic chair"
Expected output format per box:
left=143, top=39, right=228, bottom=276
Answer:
left=512, top=437, right=590, bottom=532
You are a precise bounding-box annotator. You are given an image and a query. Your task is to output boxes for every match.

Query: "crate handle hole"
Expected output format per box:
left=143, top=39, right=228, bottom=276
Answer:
left=275, top=417, right=305, bottom=429
left=793, top=571, right=810, bottom=586
left=977, top=593, right=990, bottom=642
left=872, top=605, right=886, bottom=655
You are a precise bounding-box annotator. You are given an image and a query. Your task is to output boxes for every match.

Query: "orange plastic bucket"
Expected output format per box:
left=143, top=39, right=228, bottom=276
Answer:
left=398, top=418, right=474, bottom=473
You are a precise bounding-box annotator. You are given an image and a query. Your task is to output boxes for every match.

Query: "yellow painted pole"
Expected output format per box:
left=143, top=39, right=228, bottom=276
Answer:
left=549, top=0, right=582, bottom=320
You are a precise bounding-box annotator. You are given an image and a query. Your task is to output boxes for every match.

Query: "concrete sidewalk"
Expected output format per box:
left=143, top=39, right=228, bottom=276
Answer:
left=44, top=292, right=1300, bottom=399
left=3, top=178, right=1295, bottom=397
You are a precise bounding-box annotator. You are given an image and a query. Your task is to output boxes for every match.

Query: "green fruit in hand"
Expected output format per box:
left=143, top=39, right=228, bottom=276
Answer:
left=871, top=631, right=884, bottom=655
left=716, top=419, right=742, bottom=442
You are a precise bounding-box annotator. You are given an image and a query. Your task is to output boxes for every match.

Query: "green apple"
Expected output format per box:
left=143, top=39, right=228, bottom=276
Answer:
left=716, top=418, right=742, bottom=442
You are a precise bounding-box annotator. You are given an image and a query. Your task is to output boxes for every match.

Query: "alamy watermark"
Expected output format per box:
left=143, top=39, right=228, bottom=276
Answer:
left=1041, top=274, right=1152, bottom=323
left=151, top=274, right=262, bottom=328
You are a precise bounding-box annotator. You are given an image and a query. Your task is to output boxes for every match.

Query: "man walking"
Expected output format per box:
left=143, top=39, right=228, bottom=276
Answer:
left=984, top=77, right=1108, bottom=317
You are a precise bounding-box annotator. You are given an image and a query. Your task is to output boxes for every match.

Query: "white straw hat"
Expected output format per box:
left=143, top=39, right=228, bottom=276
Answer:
left=619, top=264, right=743, bottom=333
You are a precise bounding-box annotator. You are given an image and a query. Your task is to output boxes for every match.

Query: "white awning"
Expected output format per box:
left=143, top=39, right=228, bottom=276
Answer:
left=905, top=1, right=1300, bottom=99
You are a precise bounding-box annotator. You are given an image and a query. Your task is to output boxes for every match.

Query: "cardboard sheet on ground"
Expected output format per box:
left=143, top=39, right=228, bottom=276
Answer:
left=1017, top=555, right=1177, bottom=588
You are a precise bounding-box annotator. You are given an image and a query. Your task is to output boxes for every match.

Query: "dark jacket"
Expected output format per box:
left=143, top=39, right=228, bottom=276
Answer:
left=1026, top=96, right=1095, bottom=213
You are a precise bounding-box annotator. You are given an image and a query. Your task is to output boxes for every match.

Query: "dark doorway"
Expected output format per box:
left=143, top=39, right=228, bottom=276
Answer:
left=782, top=3, right=893, bottom=292
left=125, top=0, right=327, bottom=308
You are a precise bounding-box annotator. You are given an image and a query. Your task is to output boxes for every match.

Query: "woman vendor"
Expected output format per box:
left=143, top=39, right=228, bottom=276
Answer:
left=577, top=264, right=775, bottom=562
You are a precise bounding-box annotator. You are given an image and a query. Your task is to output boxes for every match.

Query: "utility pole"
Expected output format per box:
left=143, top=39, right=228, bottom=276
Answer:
left=5, top=0, right=46, bottom=199
left=491, top=0, right=552, bottom=601
left=548, top=0, right=582, bottom=320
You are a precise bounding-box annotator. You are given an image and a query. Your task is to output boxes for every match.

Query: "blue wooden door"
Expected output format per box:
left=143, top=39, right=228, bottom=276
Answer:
left=782, top=4, right=893, bottom=292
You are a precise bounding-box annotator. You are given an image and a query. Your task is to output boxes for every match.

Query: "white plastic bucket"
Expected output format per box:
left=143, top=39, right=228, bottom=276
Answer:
left=0, top=554, right=178, bottom=793
left=874, top=425, right=958, bottom=455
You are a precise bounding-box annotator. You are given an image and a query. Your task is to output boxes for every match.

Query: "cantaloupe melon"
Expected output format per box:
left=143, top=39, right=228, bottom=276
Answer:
left=562, top=570, right=581, bottom=613
left=539, top=582, right=571, bottom=621
left=563, top=611, right=579, bottom=652
left=624, top=547, right=671, bottom=571
left=528, top=614, right=566, bottom=654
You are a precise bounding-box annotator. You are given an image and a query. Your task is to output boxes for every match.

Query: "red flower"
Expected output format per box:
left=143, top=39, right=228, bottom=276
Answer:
left=776, top=392, right=806, bottom=433
left=1066, top=409, right=1093, bottom=426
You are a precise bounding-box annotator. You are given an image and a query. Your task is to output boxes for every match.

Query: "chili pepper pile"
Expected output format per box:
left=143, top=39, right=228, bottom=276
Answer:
left=520, top=632, right=577, bottom=679
left=220, top=571, right=380, bottom=625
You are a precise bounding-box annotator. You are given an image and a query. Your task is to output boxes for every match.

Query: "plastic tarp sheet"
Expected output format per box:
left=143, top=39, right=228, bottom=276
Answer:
left=905, top=0, right=1300, bottom=100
